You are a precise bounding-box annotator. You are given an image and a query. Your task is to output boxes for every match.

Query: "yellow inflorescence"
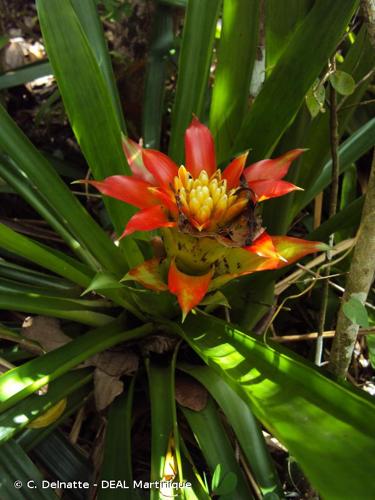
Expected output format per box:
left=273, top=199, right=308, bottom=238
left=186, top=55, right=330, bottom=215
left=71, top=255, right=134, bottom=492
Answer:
left=173, top=166, right=248, bottom=231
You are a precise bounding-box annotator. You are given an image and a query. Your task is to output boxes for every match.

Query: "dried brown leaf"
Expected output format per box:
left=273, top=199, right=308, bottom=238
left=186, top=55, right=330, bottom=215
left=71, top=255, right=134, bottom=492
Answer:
left=175, top=375, right=208, bottom=411
left=94, top=369, right=124, bottom=411
left=22, top=316, right=71, bottom=352
left=89, top=349, right=139, bottom=377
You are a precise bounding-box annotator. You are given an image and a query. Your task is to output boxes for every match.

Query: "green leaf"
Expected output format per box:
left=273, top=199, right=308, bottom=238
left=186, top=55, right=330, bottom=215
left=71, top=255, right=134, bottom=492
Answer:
left=99, top=378, right=139, bottom=500
left=0, top=440, right=57, bottom=499
left=329, top=70, right=355, bottom=96
left=233, top=0, right=359, bottom=159
left=305, top=80, right=325, bottom=118
left=265, top=0, right=313, bottom=76
left=142, top=5, right=174, bottom=149
left=180, top=364, right=283, bottom=497
left=70, top=0, right=125, bottom=129
left=209, top=0, right=260, bottom=162
left=0, top=258, right=78, bottom=295
left=0, top=61, right=53, bottom=90
left=17, top=385, right=92, bottom=452
left=27, top=429, right=93, bottom=493
left=0, top=369, right=92, bottom=444
left=307, top=196, right=364, bottom=242
left=36, top=0, right=134, bottom=238
left=201, top=291, right=230, bottom=310
left=211, top=463, right=222, bottom=491
left=343, top=296, right=369, bottom=327
left=0, top=283, right=114, bottom=326
left=168, top=0, right=221, bottom=163
left=0, top=223, right=92, bottom=288
left=181, top=396, right=253, bottom=500
left=82, top=271, right=123, bottom=295
left=177, top=313, right=375, bottom=498
left=295, top=117, right=375, bottom=216
left=214, top=472, right=238, bottom=496
left=0, top=320, right=153, bottom=413
left=146, top=361, right=175, bottom=499
left=0, top=106, right=127, bottom=275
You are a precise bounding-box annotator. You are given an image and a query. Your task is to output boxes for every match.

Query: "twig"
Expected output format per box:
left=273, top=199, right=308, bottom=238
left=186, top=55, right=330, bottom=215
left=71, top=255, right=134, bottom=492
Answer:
left=339, top=98, right=375, bottom=111
left=275, top=239, right=355, bottom=295
left=294, top=264, right=375, bottom=310
left=272, top=327, right=375, bottom=343
left=315, top=76, right=340, bottom=366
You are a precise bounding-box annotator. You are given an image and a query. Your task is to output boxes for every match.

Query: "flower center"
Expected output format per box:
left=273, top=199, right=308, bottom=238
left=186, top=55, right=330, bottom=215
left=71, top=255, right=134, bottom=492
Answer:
left=173, top=166, right=248, bottom=231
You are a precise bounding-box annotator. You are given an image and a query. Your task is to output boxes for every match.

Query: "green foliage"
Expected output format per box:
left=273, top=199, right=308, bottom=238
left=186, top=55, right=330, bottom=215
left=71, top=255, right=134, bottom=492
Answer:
left=343, top=295, right=369, bottom=327
left=329, top=70, right=356, bottom=96
left=0, top=1, right=374, bottom=498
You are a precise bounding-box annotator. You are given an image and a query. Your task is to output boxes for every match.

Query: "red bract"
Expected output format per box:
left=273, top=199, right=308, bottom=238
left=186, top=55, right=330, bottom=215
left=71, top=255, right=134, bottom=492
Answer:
left=83, top=118, right=325, bottom=319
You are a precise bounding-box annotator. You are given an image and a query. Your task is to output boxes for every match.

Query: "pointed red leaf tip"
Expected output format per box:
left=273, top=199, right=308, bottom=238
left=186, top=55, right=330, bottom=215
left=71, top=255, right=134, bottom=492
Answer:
left=244, top=231, right=279, bottom=259
left=185, top=117, right=216, bottom=179
left=127, top=257, right=168, bottom=292
left=244, top=149, right=306, bottom=183
left=142, top=149, right=179, bottom=188
left=168, top=260, right=213, bottom=321
left=249, top=179, right=303, bottom=202
left=85, top=176, right=161, bottom=209
left=121, top=205, right=176, bottom=238
left=254, top=236, right=327, bottom=272
left=121, top=134, right=156, bottom=184
left=222, top=151, right=249, bottom=190
left=271, top=236, right=328, bottom=268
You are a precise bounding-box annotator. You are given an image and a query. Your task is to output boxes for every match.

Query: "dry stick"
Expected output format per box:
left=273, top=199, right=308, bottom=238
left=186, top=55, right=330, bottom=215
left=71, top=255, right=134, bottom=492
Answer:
left=329, top=149, right=375, bottom=379
left=315, top=80, right=340, bottom=366
left=275, top=238, right=355, bottom=295
left=273, top=328, right=375, bottom=343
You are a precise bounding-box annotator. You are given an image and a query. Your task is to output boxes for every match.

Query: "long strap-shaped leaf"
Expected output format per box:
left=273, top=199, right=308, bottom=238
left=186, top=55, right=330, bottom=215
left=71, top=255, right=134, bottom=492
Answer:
left=17, top=385, right=92, bottom=452
left=265, top=0, right=313, bottom=76
left=177, top=314, right=375, bottom=498
left=181, top=396, right=254, bottom=500
left=70, top=0, right=126, bottom=130
left=142, top=4, right=174, bottom=149
left=99, top=378, right=139, bottom=500
left=0, top=60, right=53, bottom=90
left=0, top=223, right=92, bottom=288
left=0, top=369, right=92, bottom=444
left=209, top=0, right=260, bottom=163
left=295, top=116, right=375, bottom=217
left=0, top=281, right=114, bottom=326
left=233, top=0, right=359, bottom=160
left=0, top=440, right=57, bottom=499
left=179, top=363, right=283, bottom=497
left=0, top=105, right=126, bottom=275
left=168, top=0, right=221, bottom=163
left=36, top=0, right=134, bottom=235
left=0, top=320, right=153, bottom=413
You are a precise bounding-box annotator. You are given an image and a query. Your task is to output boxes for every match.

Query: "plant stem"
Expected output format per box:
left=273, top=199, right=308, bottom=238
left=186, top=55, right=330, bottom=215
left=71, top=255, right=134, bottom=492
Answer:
left=329, top=149, right=375, bottom=379
left=315, top=81, right=340, bottom=365
left=361, top=0, right=375, bottom=48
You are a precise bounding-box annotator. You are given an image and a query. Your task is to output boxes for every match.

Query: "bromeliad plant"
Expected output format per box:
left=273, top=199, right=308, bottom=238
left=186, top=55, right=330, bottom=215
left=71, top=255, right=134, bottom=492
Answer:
left=0, top=0, right=375, bottom=499
left=87, top=117, right=323, bottom=318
